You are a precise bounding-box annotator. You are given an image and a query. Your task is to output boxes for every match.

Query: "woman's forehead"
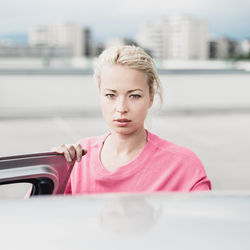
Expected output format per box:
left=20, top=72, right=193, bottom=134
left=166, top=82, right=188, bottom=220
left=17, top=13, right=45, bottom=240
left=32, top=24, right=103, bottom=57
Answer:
left=100, top=65, right=149, bottom=90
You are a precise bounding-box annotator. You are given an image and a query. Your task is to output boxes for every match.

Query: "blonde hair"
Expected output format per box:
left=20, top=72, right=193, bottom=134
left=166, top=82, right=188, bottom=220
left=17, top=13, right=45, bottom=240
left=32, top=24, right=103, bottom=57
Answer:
left=94, top=45, right=163, bottom=104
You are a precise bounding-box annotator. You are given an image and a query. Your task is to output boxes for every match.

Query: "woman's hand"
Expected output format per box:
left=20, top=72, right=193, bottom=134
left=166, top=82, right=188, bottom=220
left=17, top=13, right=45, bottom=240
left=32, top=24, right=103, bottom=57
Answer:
left=51, top=144, right=87, bottom=165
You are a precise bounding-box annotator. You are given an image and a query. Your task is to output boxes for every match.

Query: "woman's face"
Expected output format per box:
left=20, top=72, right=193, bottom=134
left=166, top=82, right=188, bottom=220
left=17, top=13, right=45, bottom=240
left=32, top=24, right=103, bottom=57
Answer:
left=99, top=64, right=153, bottom=135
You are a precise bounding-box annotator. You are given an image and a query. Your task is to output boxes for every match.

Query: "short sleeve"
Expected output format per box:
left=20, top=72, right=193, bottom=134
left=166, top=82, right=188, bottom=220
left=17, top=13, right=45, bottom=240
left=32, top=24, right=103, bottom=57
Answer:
left=190, top=176, right=212, bottom=191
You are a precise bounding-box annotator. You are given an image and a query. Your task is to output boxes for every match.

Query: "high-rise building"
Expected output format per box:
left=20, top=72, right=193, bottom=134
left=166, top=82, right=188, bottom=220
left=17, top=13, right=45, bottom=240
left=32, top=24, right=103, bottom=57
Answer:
left=136, top=20, right=164, bottom=59
left=216, top=38, right=231, bottom=59
left=136, top=15, right=209, bottom=60
left=29, top=23, right=91, bottom=57
left=209, top=37, right=240, bottom=59
left=240, top=39, right=250, bottom=56
left=28, top=26, right=49, bottom=45
left=165, top=15, right=208, bottom=60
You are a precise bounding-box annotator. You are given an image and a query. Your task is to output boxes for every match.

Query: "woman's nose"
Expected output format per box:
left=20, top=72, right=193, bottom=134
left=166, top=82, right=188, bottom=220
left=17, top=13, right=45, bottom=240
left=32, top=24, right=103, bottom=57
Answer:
left=116, top=97, right=128, bottom=113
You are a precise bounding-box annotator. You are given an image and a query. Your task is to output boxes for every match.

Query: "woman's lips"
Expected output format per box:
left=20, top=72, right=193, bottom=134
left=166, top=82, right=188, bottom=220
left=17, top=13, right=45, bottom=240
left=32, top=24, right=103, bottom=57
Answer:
left=116, top=119, right=131, bottom=122
left=114, top=119, right=131, bottom=126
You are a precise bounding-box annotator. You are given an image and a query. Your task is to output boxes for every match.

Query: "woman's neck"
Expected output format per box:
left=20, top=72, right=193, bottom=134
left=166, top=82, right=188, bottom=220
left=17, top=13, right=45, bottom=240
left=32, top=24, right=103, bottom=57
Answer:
left=105, top=128, right=147, bottom=155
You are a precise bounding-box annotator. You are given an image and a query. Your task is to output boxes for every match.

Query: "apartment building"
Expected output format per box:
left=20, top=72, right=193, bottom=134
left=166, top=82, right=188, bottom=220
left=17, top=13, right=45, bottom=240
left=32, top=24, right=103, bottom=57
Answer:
left=29, top=23, right=91, bottom=57
left=136, top=15, right=208, bottom=60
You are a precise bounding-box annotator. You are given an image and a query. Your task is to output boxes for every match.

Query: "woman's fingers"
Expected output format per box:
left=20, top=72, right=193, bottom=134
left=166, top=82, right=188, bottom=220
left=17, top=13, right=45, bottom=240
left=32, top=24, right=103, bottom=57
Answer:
left=76, top=144, right=83, bottom=162
left=51, top=144, right=87, bottom=164
left=68, top=145, right=76, bottom=161
left=61, top=144, right=73, bottom=163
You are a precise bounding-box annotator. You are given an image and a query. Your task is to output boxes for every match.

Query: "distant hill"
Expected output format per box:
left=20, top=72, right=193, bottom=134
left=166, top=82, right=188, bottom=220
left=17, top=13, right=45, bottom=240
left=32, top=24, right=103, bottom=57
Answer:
left=0, top=33, right=28, bottom=44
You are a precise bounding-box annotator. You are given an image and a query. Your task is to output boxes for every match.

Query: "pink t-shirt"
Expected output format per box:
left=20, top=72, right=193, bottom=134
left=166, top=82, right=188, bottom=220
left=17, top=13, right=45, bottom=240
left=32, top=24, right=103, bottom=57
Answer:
left=65, top=130, right=211, bottom=194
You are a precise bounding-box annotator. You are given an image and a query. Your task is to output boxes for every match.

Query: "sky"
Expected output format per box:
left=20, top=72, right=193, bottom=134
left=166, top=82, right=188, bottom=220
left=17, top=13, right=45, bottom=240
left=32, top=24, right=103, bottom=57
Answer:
left=0, top=0, right=250, bottom=42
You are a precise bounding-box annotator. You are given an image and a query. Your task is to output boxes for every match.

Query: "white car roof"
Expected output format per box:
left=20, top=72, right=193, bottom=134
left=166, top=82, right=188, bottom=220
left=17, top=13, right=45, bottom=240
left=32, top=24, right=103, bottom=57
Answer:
left=0, top=192, right=250, bottom=250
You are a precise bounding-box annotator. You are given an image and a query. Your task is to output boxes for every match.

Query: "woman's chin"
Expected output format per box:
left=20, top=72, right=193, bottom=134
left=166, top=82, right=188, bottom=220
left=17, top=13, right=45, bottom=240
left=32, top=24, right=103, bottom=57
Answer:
left=113, top=127, right=133, bottom=135
left=110, top=125, right=143, bottom=136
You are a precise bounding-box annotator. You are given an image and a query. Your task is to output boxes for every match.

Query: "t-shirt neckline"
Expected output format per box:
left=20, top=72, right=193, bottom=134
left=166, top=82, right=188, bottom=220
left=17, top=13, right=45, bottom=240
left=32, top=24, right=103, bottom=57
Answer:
left=93, top=130, right=153, bottom=181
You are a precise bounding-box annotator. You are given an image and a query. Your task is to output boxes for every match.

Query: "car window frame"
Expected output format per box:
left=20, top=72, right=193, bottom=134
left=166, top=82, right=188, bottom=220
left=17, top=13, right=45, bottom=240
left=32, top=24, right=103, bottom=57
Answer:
left=0, top=152, right=73, bottom=196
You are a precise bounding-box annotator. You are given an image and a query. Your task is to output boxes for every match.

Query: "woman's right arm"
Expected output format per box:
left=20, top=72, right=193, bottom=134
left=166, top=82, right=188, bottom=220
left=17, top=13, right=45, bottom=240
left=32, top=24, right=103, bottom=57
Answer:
left=52, top=144, right=87, bottom=195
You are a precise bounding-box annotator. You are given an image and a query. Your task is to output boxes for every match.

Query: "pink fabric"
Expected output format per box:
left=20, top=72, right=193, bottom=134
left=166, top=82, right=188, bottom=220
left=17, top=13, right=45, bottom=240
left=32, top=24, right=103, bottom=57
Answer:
left=65, top=130, right=211, bottom=194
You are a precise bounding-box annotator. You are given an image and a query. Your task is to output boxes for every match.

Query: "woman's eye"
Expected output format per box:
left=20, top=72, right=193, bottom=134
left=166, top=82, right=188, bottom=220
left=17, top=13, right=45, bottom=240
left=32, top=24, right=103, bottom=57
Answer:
left=105, top=94, right=115, bottom=98
left=130, top=94, right=141, bottom=99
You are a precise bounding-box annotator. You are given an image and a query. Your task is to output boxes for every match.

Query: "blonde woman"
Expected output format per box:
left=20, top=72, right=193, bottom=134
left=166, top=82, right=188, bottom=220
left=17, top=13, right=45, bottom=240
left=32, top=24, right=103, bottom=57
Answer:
left=55, top=45, right=211, bottom=194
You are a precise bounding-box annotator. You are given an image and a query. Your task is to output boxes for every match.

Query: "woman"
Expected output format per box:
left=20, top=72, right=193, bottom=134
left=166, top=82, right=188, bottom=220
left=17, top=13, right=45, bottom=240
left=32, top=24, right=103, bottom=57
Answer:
left=55, top=45, right=211, bottom=194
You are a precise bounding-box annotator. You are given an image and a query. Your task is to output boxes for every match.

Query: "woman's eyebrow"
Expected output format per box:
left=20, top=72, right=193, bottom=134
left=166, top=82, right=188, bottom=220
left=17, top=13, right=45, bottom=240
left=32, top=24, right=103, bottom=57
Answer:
left=128, top=89, right=143, bottom=93
left=104, top=89, right=143, bottom=93
left=104, top=88, right=117, bottom=92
